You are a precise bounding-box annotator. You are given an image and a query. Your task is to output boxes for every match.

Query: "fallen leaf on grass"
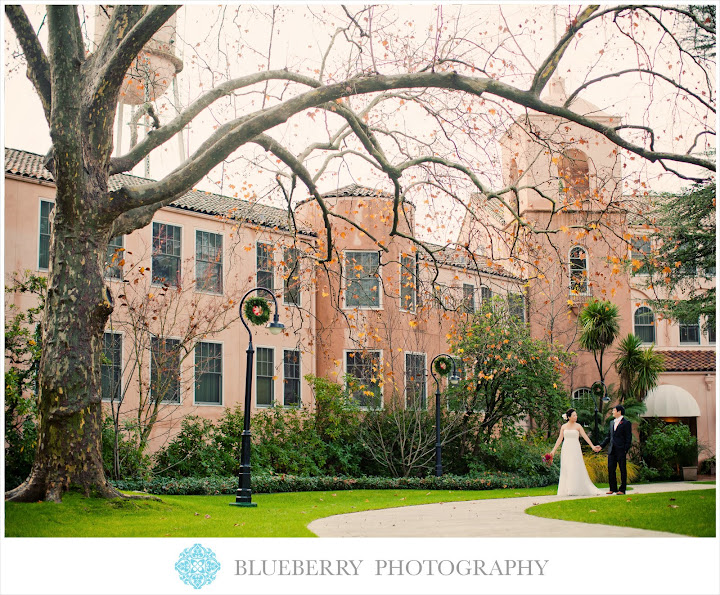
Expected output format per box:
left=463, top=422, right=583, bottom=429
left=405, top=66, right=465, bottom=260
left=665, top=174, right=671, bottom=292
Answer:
left=669, top=497, right=676, bottom=501
left=194, top=512, right=199, bottom=516
left=589, top=510, right=597, bottom=513
left=668, top=505, right=679, bottom=509
left=205, top=514, right=211, bottom=519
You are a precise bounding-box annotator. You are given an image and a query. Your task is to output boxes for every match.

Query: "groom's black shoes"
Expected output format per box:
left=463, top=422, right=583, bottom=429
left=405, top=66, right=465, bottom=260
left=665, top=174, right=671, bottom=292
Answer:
left=606, top=491, right=615, bottom=494
left=616, top=491, right=625, bottom=495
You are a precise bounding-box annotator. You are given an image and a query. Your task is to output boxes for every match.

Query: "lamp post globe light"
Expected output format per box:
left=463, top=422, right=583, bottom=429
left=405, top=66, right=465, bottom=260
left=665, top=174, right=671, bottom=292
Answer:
left=430, top=354, right=460, bottom=477
left=230, top=287, right=284, bottom=508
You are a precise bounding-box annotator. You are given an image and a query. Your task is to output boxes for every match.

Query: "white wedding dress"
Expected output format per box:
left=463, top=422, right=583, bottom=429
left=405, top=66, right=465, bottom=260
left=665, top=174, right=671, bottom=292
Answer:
left=557, top=429, right=602, bottom=497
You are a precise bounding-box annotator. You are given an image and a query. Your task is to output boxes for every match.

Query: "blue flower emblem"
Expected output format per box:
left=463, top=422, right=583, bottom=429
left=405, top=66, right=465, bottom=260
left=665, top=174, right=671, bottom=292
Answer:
left=175, top=544, right=221, bottom=590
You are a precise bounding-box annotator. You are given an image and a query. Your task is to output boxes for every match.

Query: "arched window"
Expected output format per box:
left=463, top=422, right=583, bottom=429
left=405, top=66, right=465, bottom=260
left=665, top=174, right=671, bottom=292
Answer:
left=572, top=387, right=592, bottom=402
left=634, top=306, right=656, bottom=344
left=480, top=285, right=492, bottom=303
left=569, top=246, right=589, bottom=295
left=558, top=149, right=590, bottom=199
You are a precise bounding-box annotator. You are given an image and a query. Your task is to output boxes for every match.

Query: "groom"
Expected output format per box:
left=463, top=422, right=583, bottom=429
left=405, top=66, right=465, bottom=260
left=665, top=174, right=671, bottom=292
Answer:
left=593, top=405, right=632, bottom=495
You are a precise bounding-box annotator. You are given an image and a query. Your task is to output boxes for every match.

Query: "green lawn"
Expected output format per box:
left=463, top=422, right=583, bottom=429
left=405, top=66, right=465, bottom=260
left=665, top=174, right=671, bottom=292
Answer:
left=527, top=489, right=716, bottom=537
left=5, top=486, right=557, bottom=538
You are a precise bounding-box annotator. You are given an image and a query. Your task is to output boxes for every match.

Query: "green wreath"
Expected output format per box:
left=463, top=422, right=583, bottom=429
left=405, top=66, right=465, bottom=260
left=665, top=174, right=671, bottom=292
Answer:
left=244, top=296, right=271, bottom=326
left=433, top=356, right=453, bottom=377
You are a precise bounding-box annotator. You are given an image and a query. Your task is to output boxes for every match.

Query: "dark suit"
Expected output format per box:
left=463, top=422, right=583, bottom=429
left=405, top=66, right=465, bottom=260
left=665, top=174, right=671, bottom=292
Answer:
left=599, top=417, right=632, bottom=493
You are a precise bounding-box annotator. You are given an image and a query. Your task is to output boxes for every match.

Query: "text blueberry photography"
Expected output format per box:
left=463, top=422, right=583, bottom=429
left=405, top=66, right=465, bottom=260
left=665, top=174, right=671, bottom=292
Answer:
left=175, top=544, right=221, bottom=590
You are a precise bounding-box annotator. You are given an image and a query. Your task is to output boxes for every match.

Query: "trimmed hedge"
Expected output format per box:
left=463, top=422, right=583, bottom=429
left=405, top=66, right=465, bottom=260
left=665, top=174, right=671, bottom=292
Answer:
left=112, top=468, right=559, bottom=496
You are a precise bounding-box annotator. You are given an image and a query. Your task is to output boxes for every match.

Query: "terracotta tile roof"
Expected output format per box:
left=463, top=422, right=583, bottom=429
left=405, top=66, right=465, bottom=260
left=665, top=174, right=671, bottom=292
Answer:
left=4, top=148, right=312, bottom=235
left=319, top=183, right=395, bottom=199
left=659, top=350, right=716, bottom=372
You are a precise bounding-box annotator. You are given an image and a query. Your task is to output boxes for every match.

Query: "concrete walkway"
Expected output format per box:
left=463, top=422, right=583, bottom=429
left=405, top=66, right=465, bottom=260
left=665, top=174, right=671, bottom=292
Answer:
left=308, top=481, right=716, bottom=538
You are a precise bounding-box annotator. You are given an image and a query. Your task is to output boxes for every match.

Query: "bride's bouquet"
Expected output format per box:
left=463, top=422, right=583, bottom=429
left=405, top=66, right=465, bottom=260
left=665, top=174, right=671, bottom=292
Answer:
left=542, top=453, right=554, bottom=465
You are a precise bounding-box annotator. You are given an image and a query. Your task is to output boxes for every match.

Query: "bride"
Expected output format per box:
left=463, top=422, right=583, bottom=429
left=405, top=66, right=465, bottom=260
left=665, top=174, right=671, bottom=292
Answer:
left=549, top=408, right=602, bottom=496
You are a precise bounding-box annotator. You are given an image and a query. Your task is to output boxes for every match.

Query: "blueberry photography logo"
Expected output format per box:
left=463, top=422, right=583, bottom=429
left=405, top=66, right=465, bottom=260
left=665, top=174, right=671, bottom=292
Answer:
left=175, top=544, right=221, bottom=589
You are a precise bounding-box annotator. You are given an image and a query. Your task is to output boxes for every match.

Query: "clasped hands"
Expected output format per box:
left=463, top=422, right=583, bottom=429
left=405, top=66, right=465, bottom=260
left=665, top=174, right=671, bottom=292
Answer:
left=591, top=445, right=602, bottom=452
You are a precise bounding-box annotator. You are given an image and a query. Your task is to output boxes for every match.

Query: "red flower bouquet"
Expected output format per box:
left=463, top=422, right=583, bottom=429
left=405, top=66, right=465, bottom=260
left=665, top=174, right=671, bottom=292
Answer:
left=542, top=453, right=554, bottom=465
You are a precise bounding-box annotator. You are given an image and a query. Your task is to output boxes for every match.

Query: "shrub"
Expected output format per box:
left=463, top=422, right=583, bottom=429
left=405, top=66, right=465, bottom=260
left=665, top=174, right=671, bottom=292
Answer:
left=250, top=406, right=328, bottom=476
left=308, top=375, right=364, bottom=476
left=101, top=417, right=151, bottom=479
left=112, top=469, right=559, bottom=496
left=4, top=369, right=37, bottom=490
left=642, top=422, right=698, bottom=479
left=699, top=456, right=716, bottom=476
left=462, top=431, right=557, bottom=477
left=153, top=416, right=224, bottom=478
left=582, top=452, right=640, bottom=484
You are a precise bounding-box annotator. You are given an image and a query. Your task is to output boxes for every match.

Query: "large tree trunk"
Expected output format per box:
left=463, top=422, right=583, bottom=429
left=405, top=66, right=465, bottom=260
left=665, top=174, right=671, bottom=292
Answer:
left=6, top=177, right=121, bottom=502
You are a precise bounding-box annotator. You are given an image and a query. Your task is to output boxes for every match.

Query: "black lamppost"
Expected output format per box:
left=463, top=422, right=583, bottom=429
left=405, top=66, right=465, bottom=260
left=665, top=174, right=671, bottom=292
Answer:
left=230, top=287, right=284, bottom=508
left=430, top=353, right=460, bottom=477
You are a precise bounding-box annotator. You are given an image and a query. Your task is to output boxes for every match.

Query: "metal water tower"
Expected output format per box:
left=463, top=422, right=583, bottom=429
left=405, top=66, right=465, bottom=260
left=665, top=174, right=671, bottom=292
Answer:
left=93, top=6, right=185, bottom=171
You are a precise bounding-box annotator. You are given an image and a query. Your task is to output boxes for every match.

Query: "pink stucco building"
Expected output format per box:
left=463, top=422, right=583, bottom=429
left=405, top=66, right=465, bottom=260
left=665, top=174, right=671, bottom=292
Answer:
left=3, top=82, right=715, bottom=462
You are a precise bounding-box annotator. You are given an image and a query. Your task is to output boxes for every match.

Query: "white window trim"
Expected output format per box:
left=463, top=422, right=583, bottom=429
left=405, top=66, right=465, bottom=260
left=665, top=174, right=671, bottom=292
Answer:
left=630, top=236, right=651, bottom=277
left=568, top=245, right=590, bottom=296
left=194, top=228, right=224, bottom=296
left=37, top=197, right=55, bottom=272
left=105, top=234, right=125, bottom=281
left=256, top=241, right=275, bottom=291
left=255, top=344, right=276, bottom=408
left=193, top=339, right=224, bottom=406
left=404, top=351, right=427, bottom=410
left=678, top=319, right=701, bottom=346
left=149, top=335, right=183, bottom=406
left=462, top=283, right=476, bottom=313
left=282, top=246, right=302, bottom=307
left=572, top=387, right=591, bottom=401
left=282, top=348, right=302, bottom=408
left=342, top=250, right=383, bottom=310
left=101, top=330, right=124, bottom=403
left=399, top=255, right=417, bottom=313
left=633, top=306, right=656, bottom=345
left=151, top=220, right=183, bottom=288
left=343, top=348, right=384, bottom=409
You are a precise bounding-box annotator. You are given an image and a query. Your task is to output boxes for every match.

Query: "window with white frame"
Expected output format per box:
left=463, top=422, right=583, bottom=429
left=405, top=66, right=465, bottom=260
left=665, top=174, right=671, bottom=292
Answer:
left=101, top=332, right=122, bottom=402
left=38, top=199, right=54, bottom=270
left=634, top=307, right=655, bottom=344
left=572, top=387, right=592, bottom=402
left=283, top=349, right=301, bottom=407
left=630, top=237, right=651, bottom=276
left=152, top=222, right=181, bottom=286
left=256, top=347, right=274, bottom=406
left=569, top=246, right=589, bottom=295
left=679, top=318, right=701, bottom=345
left=256, top=242, right=274, bottom=291
left=463, top=284, right=476, bottom=314
left=151, top=337, right=181, bottom=403
left=196, top=231, right=223, bottom=294
left=405, top=353, right=427, bottom=409
left=508, top=292, right=525, bottom=321
left=345, top=350, right=382, bottom=408
left=283, top=247, right=301, bottom=306
left=480, top=285, right=492, bottom=304
left=344, top=251, right=381, bottom=308
left=194, top=342, right=222, bottom=404
left=105, top=235, right=124, bottom=280
left=400, top=254, right=417, bottom=312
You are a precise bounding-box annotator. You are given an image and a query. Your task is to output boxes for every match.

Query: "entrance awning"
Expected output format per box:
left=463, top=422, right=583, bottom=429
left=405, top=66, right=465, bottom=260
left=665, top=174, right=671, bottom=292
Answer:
left=641, top=385, right=701, bottom=418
